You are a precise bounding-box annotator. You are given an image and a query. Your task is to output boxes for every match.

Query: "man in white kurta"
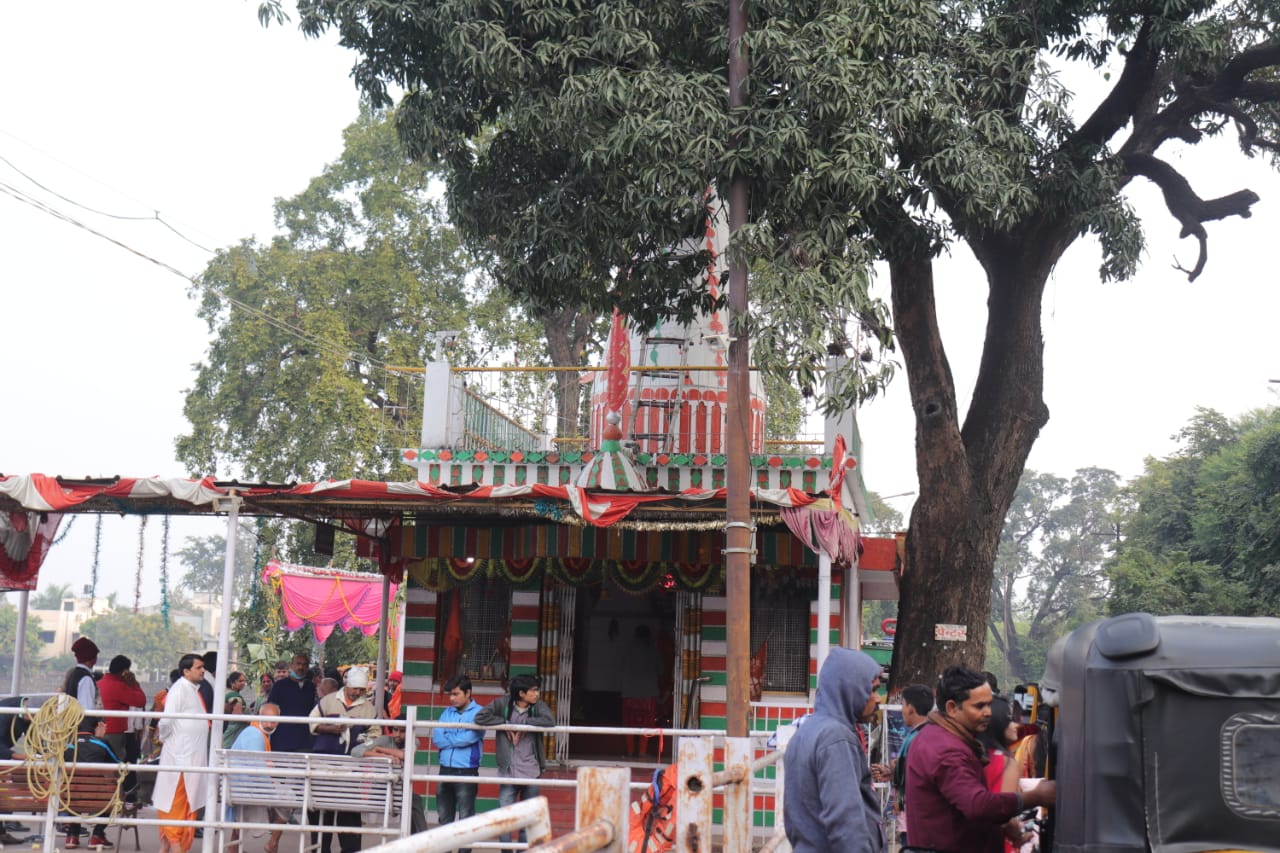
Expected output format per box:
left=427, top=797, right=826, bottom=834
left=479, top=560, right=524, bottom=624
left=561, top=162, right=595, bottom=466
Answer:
left=153, top=654, right=210, bottom=853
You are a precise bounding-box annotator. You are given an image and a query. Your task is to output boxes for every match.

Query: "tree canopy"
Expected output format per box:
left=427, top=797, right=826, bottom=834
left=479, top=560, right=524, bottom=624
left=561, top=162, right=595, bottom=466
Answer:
left=0, top=601, right=46, bottom=678
left=78, top=611, right=202, bottom=676
left=261, top=0, right=1280, bottom=684
left=176, top=531, right=260, bottom=597
left=177, top=109, right=542, bottom=482
left=30, top=583, right=72, bottom=611
left=989, top=467, right=1120, bottom=684
left=1107, top=406, right=1280, bottom=616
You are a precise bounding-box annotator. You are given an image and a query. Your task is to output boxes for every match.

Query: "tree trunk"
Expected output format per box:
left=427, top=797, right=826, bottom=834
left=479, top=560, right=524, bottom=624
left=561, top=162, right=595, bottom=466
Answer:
left=539, top=306, right=596, bottom=438
left=887, top=226, right=1064, bottom=689
left=996, top=572, right=1029, bottom=681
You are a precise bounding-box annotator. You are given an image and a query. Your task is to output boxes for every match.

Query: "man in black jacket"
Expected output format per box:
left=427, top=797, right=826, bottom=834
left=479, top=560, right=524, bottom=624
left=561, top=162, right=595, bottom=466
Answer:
left=64, top=716, right=136, bottom=849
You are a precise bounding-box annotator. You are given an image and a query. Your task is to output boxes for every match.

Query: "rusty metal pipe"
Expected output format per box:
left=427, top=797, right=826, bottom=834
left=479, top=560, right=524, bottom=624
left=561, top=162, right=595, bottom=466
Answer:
left=525, top=819, right=614, bottom=853
left=362, top=796, right=552, bottom=853
left=711, top=766, right=748, bottom=788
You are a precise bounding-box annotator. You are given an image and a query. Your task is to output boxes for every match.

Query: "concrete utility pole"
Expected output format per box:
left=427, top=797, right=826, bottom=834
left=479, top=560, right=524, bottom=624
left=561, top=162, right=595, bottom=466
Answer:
left=724, top=0, right=752, bottom=739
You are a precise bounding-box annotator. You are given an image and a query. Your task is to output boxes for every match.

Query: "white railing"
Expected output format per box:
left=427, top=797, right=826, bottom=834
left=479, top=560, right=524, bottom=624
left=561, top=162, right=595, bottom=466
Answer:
left=0, top=703, right=802, bottom=852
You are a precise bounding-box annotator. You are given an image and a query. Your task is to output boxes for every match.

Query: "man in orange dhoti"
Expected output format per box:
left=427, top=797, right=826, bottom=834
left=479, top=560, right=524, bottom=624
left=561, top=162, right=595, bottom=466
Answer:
left=153, top=654, right=209, bottom=853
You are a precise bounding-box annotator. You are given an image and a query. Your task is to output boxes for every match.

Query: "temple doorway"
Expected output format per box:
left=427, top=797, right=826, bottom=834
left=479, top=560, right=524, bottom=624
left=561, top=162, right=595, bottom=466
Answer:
left=568, top=574, right=676, bottom=761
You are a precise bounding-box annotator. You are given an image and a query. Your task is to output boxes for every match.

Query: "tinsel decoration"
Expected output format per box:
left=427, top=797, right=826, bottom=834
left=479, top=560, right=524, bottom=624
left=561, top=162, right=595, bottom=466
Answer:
left=251, top=516, right=265, bottom=600
left=532, top=498, right=564, bottom=521
left=50, top=516, right=76, bottom=547
left=90, top=516, right=102, bottom=602
left=159, top=516, right=171, bottom=629
left=133, top=515, right=148, bottom=614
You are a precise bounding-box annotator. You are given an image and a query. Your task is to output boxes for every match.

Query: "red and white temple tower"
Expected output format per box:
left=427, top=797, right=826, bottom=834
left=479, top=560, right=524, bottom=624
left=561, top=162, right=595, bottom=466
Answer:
left=587, top=194, right=767, bottom=456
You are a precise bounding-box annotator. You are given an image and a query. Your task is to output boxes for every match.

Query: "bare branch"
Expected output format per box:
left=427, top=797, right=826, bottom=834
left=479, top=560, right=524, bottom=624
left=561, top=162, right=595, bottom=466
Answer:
left=1121, top=153, right=1260, bottom=281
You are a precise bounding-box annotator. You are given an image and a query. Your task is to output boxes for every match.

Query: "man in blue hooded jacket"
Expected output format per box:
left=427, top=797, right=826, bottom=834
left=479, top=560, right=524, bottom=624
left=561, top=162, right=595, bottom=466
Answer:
left=783, top=647, right=885, bottom=853
left=432, top=675, right=483, bottom=852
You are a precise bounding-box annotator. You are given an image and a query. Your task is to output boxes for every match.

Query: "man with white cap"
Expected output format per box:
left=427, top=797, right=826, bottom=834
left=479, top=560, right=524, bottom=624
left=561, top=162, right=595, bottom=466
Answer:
left=309, top=667, right=381, bottom=853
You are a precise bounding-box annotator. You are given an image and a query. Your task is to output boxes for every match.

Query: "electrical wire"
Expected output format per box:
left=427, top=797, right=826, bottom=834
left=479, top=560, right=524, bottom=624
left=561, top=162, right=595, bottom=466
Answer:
left=0, top=126, right=220, bottom=253
left=0, top=151, right=214, bottom=253
left=0, top=180, right=383, bottom=370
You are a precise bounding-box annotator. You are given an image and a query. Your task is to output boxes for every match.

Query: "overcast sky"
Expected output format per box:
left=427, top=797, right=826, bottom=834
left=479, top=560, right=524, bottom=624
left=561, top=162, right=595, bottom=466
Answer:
left=4, top=2, right=1278, bottom=603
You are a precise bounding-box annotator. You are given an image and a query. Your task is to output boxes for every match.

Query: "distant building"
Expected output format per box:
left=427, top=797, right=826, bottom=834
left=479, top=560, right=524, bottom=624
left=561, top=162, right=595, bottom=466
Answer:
left=27, top=592, right=223, bottom=661
left=27, top=593, right=110, bottom=659
left=137, top=591, right=224, bottom=649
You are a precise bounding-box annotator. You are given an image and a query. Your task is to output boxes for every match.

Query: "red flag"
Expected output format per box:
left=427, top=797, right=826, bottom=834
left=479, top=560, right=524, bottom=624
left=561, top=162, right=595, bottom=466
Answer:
left=440, top=590, right=464, bottom=680
left=827, top=435, right=853, bottom=506
left=606, top=308, right=630, bottom=416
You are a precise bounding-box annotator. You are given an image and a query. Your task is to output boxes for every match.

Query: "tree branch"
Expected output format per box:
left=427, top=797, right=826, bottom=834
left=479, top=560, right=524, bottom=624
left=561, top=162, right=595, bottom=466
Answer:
left=1130, top=40, right=1280, bottom=156
left=1073, top=21, right=1159, bottom=148
left=1211, top=101, right=1280, bottom=155
left=1217, top=39, right=1280, bottom=92
left=1120, top=153, right=1260, bottom=281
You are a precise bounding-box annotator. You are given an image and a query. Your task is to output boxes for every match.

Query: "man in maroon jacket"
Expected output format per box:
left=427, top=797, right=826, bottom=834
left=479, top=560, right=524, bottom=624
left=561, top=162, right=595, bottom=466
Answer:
left=904, top=666, right=1055, bottom=852
left=98, top=654, right=147, bottom=767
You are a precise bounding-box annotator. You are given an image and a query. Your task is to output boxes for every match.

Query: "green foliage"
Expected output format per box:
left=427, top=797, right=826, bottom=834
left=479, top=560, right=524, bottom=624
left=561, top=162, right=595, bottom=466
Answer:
left=990, top=467, right=1121, bottom=684
left=1108, top=406, right=1280, bottom=615
left=175, top=532, right=260, bottom=598
left=78, top=611, right=202, bottom=675
left=262, top=0, right=909, bottom=412
left=0, top=600, right=46, bottom=676
left=261, top=0, right=1280, bottom=686
left=258, top=0, right=1280, bottom=392
left=177, top=108, right=536, bottom=481
left=1108, top=549, right=1251, bottom=615
left=30, top=583, right=72, bottom=611
left=865, top=492, right=906, bottom=533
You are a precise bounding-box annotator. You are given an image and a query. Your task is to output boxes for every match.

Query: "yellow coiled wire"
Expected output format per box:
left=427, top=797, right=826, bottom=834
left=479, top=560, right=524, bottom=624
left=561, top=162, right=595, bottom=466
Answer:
left=22, top=696, right=126, bottom=818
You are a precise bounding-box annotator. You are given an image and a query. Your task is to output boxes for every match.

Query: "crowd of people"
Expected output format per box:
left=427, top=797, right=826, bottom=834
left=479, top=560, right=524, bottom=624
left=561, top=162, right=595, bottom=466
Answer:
left=48, top=639, right=408, bottom=853
left=784, top=650, right=1056, bottom=853
left=47, top=632, right=563, bottom=853
left=49, top=633, right=1049, bottom=853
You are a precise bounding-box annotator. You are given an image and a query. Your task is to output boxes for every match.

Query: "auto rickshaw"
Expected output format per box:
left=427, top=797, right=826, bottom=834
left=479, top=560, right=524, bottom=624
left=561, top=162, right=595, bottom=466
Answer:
left=1041, top=612, right=1280, bottom=853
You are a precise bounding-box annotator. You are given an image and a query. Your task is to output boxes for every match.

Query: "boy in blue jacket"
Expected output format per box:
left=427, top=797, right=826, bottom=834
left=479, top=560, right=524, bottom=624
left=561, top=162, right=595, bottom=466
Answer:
left=432, top=675, right=483, bottom=849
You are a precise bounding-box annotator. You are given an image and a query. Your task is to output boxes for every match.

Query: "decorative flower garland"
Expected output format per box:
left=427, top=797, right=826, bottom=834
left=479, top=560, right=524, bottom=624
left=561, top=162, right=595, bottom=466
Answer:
left=407, top=556, right=725, bottom=594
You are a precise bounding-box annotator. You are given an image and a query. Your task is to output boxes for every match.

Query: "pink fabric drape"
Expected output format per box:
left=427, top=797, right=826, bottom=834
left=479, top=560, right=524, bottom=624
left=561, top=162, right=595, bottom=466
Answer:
left=262, top=560, right=396, bottom=642
left=779, top=506, right=858, bottom=567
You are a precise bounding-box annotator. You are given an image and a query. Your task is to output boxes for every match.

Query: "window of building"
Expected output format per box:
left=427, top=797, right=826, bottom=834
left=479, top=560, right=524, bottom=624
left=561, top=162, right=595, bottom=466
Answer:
left=62, top=600, right=75, bottom=612
left=749, top=576, right=813, bottom=694
left=438, top=574, right=513, bottom=682
left=38, top=631, right=54, bottom=643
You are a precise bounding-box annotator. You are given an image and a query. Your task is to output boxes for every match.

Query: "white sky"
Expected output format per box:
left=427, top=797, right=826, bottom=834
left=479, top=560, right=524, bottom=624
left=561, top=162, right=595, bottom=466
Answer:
left=4, top=3, right=1279, bottom=601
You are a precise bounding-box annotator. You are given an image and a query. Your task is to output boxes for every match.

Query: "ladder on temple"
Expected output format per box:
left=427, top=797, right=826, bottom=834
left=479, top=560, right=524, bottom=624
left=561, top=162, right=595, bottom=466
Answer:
left=628, top=335, right=690, bottom=454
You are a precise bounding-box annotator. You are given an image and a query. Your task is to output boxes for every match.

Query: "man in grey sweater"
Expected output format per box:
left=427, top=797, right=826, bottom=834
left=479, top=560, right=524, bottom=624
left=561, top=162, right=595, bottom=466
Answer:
left=475, top=674, right=554, bottom=849
left=783, top=647, right=885, bottom=853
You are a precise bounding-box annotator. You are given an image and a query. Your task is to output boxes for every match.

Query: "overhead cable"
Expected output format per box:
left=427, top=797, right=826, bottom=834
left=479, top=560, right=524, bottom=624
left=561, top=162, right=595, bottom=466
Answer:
left=0, top=181, right=380, bottom=369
